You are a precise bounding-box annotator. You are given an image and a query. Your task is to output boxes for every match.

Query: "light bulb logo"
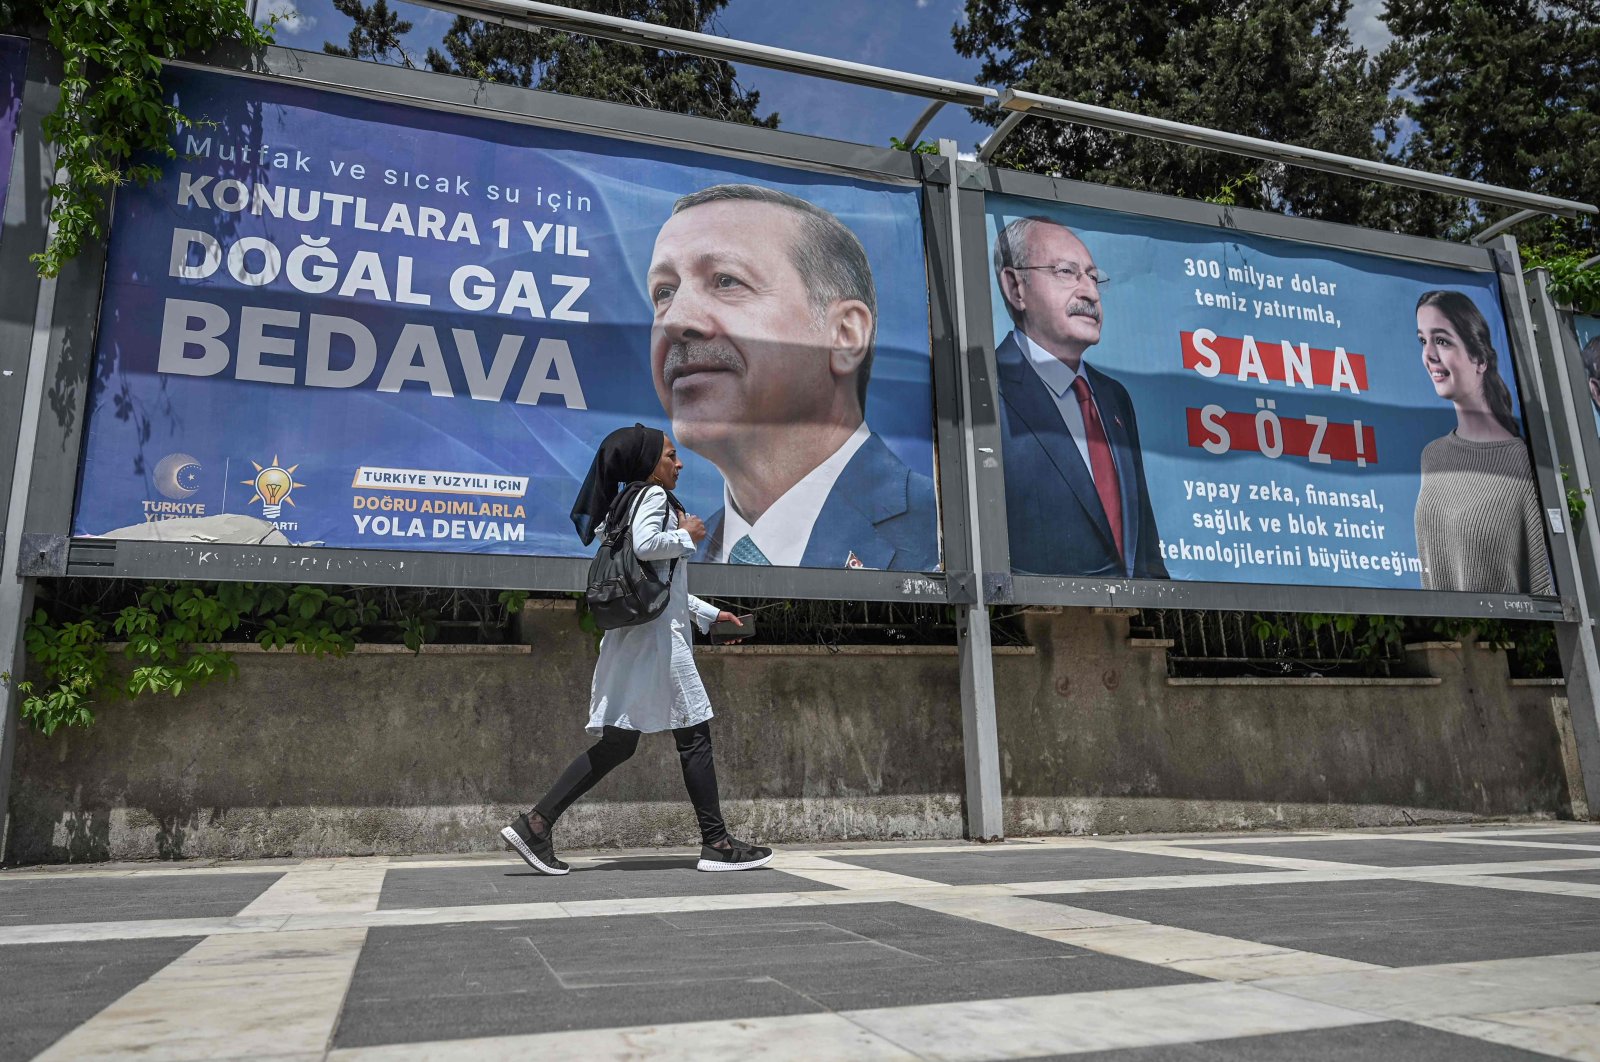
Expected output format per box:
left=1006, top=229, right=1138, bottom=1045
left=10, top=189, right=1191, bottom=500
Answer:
left=242, top=455, right=305, bottom=519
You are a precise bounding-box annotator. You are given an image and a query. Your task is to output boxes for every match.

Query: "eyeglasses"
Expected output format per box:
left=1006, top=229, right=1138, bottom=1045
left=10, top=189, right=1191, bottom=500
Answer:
left=1009, top=263, right=1111, bottom=286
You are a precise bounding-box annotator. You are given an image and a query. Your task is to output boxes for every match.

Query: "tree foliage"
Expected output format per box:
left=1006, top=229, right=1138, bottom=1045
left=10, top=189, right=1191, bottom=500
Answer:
left=1383, top=0, right=1599, bottom=303
left=953, top=0, right=1405, bottom=226
left=0, top=0, right=271, bottom=277
left=323, top=0, right=415, bottom=68
left=1385, top=0, right=1599, bottom=237
left=417, top=0, right=776, bottom=126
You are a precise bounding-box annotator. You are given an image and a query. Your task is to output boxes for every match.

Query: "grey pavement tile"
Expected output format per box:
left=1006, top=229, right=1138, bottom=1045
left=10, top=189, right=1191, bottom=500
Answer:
left=1186, top=838, right=1599, bottom=867
left=333, top=903, right=1196, bottom=1048
left=0, top=937, right=201, bottom=1060
left=1038, top=878, right=1600, bottom=966
left=825, top=848, right=1282, bottom=885
left=1031, top=1020, right=1562, bottom=1061
left=0, top=872, right=284, bottom=926
left=1499, top=829, right=1600, bottom=848
left=1492, top=868, right=1600, bottom=886
left=377, top=859, right=834, bottom=909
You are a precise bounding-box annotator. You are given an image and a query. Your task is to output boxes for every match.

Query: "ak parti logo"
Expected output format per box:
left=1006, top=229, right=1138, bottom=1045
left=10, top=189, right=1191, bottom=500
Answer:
left=242, top=455, right=305, bottom=519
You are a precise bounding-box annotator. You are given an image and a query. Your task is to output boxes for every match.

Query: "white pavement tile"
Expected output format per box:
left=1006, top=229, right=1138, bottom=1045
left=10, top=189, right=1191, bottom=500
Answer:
left=767, top=853, right=951, bottom=890
left=1410, top=872, right=1600, bottom=900
left=34, top=927, right=367, bottom=1061
left=0, top=914, right=290, bottom=946
left=846, top=981, right=1384, bottom=1061
left=1423, top=1004, right=1600, bottom=1061
left=1038, top=923, right=1382, bottom=981
left=1258, top=951, right=1600, bottom=1021
left=1105, top=842, right=1383, bottom=872
left=328, top=1012, right=921, bottom=1061
left=239, top=865, right=389, bottom=916
left=1387, top=836, right=1600, bottom=852
left=903, top=892, right=1144, bottom=933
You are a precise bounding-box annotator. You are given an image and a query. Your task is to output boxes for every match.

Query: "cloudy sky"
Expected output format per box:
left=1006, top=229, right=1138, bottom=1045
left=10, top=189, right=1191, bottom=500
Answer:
left=260, top=0, right=1393, bottom=152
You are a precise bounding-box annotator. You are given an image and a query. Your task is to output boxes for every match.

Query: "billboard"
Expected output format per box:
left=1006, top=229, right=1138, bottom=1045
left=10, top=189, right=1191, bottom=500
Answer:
left=0, top=35, right=25, bottom=231
left=985, top=195, right=1554, bottom=596
left=73, top=68, right=939, bottom=572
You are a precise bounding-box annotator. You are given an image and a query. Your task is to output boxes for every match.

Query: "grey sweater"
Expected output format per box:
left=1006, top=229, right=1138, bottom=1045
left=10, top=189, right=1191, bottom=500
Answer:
left=1414, top=432, right=1554, bottom=595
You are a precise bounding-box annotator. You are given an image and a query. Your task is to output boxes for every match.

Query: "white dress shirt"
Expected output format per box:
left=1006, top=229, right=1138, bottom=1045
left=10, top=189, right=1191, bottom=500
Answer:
left=715, top=421, right=872, bottom=566
left=1012, top=329, right=1119, bottom=489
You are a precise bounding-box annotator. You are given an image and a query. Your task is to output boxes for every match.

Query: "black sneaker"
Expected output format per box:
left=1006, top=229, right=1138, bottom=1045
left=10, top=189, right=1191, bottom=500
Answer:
left=697, top=836, right=773, bottom=872
left=501, top=813, right=569, bottom=875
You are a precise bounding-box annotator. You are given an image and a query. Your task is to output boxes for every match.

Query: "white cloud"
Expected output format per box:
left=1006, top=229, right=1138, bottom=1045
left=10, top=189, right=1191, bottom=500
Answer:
left=1346, top=0, right=1392, bottom=53
left=261, top=0, right=314, bottom=37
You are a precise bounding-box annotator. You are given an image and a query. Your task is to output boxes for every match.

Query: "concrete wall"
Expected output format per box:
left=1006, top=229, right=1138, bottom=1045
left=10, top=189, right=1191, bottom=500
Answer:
left=4, top=603, right=1581, bottom=863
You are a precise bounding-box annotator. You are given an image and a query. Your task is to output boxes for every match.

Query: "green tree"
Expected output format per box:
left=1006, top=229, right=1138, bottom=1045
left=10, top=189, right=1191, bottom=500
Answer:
left=323, top=0, right=416, bottom=68
left=0, top=0, right=272, bottom=276
left=421, top=0, right=776, bottom=126
left=1384, top=0, right=1599, bottom=301
left=952, top=0, right=1404, bottom=226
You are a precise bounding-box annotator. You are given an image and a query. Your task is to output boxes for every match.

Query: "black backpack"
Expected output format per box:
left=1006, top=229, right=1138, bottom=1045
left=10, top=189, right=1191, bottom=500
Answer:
left=584, top=490, right=677, bottom=630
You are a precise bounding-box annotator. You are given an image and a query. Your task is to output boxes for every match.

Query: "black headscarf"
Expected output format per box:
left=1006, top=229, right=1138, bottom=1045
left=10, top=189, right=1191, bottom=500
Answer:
left=570, top=423, right=680, bottom=545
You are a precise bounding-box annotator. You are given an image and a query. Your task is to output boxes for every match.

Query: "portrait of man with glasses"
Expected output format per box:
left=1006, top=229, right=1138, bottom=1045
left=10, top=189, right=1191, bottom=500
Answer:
left=991, top=215, right=1169, bottom=579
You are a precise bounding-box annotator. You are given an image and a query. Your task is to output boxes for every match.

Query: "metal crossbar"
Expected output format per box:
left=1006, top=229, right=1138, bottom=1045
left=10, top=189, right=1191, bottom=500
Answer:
left=410, top=0, right=1596, bottom=220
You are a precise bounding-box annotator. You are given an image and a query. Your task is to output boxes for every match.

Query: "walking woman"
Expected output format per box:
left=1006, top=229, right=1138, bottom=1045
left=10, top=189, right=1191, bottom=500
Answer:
left=502, top=424, right=774, bottom=874
left=1413, top=290, right=1553, bottom=595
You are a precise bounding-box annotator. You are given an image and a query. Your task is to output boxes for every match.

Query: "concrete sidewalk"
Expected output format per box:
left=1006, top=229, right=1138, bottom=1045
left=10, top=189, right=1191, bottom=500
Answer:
left=3, top=824, right=1599, bottom=1060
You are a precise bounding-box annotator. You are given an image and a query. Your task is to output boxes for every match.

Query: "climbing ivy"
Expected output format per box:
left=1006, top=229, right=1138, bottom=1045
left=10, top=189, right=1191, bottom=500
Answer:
left=6, top=581, right=530, bottom=736
left=0, top=0, right=272, bottom=277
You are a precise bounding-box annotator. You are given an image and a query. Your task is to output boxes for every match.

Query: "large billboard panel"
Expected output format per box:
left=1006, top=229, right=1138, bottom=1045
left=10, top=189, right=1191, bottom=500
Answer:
left=73, top=68, right=939, bottom=572
left=985, top=195, right=1554, bottom=596
left=0, top=35, right=26, bottom=230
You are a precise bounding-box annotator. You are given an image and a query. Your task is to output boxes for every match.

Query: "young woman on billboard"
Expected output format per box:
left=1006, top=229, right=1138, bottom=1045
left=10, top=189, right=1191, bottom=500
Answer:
left=1414, top=290, right=1553, bottom=596
left=501, top=423, right=774, bottom=874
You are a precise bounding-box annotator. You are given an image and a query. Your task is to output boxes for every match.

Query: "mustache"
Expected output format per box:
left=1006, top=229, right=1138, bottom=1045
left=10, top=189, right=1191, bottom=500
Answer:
left=1066, top=299, right=1101, bottom=322
left=662, top=340, right=742, bottom=385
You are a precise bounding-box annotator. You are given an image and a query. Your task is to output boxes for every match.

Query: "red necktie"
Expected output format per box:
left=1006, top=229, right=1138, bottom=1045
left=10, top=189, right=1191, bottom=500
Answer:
left=1071, top=375, right=1123, bottom=560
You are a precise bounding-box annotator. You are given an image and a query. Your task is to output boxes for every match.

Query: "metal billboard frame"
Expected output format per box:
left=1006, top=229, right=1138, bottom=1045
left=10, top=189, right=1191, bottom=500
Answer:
left=15, top=44, right=965, bottom=605
left=952, top=162, right=1575, bottom=622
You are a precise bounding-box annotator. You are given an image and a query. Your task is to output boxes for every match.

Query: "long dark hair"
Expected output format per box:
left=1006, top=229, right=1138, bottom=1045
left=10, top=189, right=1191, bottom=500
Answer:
left=1417, top=290, right=1519, bottom=437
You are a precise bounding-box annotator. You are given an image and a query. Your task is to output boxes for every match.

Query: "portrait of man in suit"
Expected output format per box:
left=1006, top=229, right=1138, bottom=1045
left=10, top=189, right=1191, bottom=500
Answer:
left=645, top=183, right=938, bottom=570
left=992, top=215, right=1168, bottom=579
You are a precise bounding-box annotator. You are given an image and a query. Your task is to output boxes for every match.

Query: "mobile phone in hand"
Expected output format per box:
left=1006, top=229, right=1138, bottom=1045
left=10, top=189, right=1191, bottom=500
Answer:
left=711, top=614, right=755, bottom=643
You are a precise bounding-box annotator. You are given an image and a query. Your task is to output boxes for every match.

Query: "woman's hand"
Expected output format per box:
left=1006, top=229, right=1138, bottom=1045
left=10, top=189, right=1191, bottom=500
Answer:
left=715, top=610, right=746, bottom=644
left=680, top=513, right=707, bottom=544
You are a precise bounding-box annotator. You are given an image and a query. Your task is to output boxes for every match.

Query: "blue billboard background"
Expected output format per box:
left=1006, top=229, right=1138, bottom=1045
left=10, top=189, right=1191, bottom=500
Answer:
left=74, top=68, right=937, bottom=567
left=985, top=194, right=1552, bottom=594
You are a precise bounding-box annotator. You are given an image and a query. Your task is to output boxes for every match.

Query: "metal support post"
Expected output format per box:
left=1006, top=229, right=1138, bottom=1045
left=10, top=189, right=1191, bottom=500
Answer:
left=0, top=41, right=58, bottom=857
left=1470, top=208, right=1541, bottom=246
left=941, top=139, right=1004, bottom=840
left=900, top=100, right=946, bottom=149
left=1526, top=265, right=1600, bottom=816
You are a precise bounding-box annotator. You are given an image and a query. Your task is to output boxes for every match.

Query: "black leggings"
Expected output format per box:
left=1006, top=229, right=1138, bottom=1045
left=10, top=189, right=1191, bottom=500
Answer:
left=532, top=722, right=727, bottom=846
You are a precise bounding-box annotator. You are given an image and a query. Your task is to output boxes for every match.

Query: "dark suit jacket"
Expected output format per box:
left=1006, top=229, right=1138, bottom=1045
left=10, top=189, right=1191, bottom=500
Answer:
left=996, top=332, right=1168, bottom=579
left=698, top=431, right=939, bottom=571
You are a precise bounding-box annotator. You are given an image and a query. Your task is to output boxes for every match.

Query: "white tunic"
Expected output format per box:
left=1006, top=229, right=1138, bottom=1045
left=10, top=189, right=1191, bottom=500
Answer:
left=586, top=486, right=721, bottom=735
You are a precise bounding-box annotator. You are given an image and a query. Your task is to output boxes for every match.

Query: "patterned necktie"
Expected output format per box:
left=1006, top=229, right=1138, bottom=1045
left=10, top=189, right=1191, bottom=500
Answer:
left=1070, top=375, right=1124, bottom=560
left=728, top=534, right=772, bottom=565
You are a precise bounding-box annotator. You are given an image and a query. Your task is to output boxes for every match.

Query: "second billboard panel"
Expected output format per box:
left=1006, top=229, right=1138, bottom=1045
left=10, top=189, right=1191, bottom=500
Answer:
left=985, top=194, right=1553, bottom=596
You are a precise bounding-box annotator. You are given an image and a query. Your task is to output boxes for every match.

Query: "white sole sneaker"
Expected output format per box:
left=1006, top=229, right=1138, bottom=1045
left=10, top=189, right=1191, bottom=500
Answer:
left=501, top=825, right=569, bottom=875
left=696, top=852, right=775, bottom=872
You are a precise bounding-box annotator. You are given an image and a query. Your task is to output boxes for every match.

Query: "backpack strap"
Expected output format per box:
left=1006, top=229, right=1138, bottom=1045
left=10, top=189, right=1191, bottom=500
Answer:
left=626, top=485, right=680, bottom=581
